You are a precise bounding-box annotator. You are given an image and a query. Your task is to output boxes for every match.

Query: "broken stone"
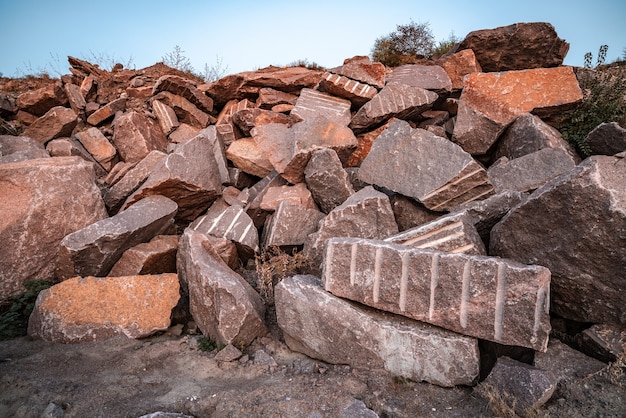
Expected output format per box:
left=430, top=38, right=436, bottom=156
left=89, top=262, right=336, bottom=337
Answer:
left=243, top=171, right=287, bottom=228
left=214, top=344, right=243, bottom=362
left=389, top=194, right=441, bottom=232
left=226, top=167, right=256, bottom=189
left=323, top=237, right=551, bottom=351
left=585, top=122, right=626, bottom=156
left=304, top=148, right=355, bottom=213
left=349, top=83, right=438, bottom=133
left=16, top=83, right=67, bottom=117
left=304, top=186, right=398, bottom=272
left=318, top=72, right=378, bottom=107
left=438, top=49, right=482, bottom=90
left=256, top=87, right=298, bottom=109
left=112, top=111, right=167, bottom=163
left=346, top=118, right=395, bottom=167
left=75, top=127, right=118, bottom=171
left=104, top=150, right=167, bottom=213
left=386, top=65, right=452, bottom=93
left=0, top=135, right=49, bottom=163
left=252, top=349, right=277, bottom=367
left=57, top=195, right=178, bottom=280
left=28, top=273, right=180, bottom=343
left=495, top=113, right=580, bottom=162
left=488, top=148, right=577, bottom=193
left=490, top=155, right=626, bottom=325
left=63, top=82, right=87, bottom=114
left=576, top=323, right=626, bottom=363
left=45, top=137, right=107, bottom=177
left=534, top=339, right=606, bottom=383
left=476, top=357, right=557, bottom=411
left=0, top=157, right=107, bottom=302
left=0, top=93, right=17, bottom=118
left=232, top=108, right=294, bottom=137
left=108, top=234, right=179, bottom=276
left=86, top=97, right=127, bottom=126
left=385, top=211, right=486, bottom=256
left=168, top=123, right=201, bottom=144
left=226, top=137, right=274, bottom=178
left=457, top=22, right=569, bottom=72
left=291, top=88, right=352, bottom=126
left=152, top=74, right=214, bottom=114
left=453, top=67, right=582, bottom=155
left=152, top=91, right=210, bottom=129
left=358, top=120, right=494, bottom=211
left=262, top=201, right=325, bottom=248
left=177, top=228, right=267, bottom=346
left=189, top=203, right=259, bottom=256
left=332, top=55, right=386, bottom=89
left=190, top=126, right=230, bottom=185
left=152, top=99, right=179, bottom=136
left=122, top=132, right=223, bottom=222
left=22, top=106, right=78, bottom=144
left=260, top=183, right=318, bottom=211
left=275, top=275, right=480, bottom=387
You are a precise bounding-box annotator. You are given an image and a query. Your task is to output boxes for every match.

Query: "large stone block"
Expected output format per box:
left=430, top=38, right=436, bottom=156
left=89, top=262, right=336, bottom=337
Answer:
left=153, top=74, right=214, bottom=114
left=291, top=88, right=352, bottom=126
left=304, top=148, right=355, bottom=213
left=490, top=155, right=626, bottom=325
left=358, top=120, right=494, bottom=211
left=0, top=135, right=49, bottom=163
left=262, top=201, right=325, bottom=248
left=386, top=65, right=452, bottom=93
left=317, top=72, right=378, bottom=107
left=226, top=137, right=274, bottom=178
left=17, top=83, right=67, bottom=117
left=177, top=229, right=267, bottom=346
left=108, top=235, right=179, bottom=277
left=57, top=195, right=178, bottom=279
left=275, top=275, right=480, bottom=387
left=112, top=111, right=167, bottom=163
left=323, top=237, right=551, bottom=351
left=0, top=157, right=107, bottom=302
left=75, top=127, right=118, bottom=171
left=22, top=106, right=77, bottom=145
left=27, top=273, right=180, bottom=343
left=332, top=55, right=386, bottom=89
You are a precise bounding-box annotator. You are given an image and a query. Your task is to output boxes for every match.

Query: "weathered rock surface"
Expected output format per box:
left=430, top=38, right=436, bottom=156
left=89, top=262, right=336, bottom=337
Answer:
left=275, top=275, right=480, bottom=387
left=317, top=72, right=378, bottom=107
left=226, top=137, right=274, bottom=178
left=57, top=195, right=178, bottom=280
left=385, top=211, right=486, bottom=255
left=358, top=120, right=493, bottom=211
left=28, top=273, right=180, bottom=343
left=346, top=118, right=395, bottom=167
left=332, top=55, right=386, bottom=89
left=534, top=340, right=606, bottom=383
left=153, top=74, right=214, bottom=114
left=457, top=22, right=569, bottom=72
left=386, top=65, right=452, bottom=93
left=152, top=92, right=210, bottom=129
left=304, top=186, right=398, bottom=272
left=323, top=237, right=551, bottom=351
left=64, top=82, right=86, bottom=114
left=576, top=323, right=626, bottom=363
left=304, top=148, right=355, bottom=213
left=453, top=67, right=582, bottom=155
left=256, top=87, right=298, bottom=109
left=260, top=182, right=318, bottom=211
left=490, top=155, right=626, bottom=325
left=16, top=83, right=67, bottom=116
left=291, top=88, right=352, bottom=126
left=86, top=97, right=127, bottom=126
left=476, top=357, right=557, bottom=411
left=152, top=99, right=179, bottom=136
left=585, top=122, right=626, bottom=156
left=389, top=194, right=441, bottom=232
left=438, top=49, right=482, bottom=90
left=22, top=106, right=77, bottom=144
left=123, top=132, right=223, bottom=222
left=75, top=127, right=118, bottom=170
left=108, top=235, right=179, bottom=276
left=232, top=108, right=293, bottom=137
left=0, top=156, right=107, bottom=302
left=349, top=83, right=438, bottom=133
left=488, top=148, right=577, bottom=193
left=177, top=228, right=267, bottom=346
left=0, top=135, right=49, bottom=163
left=262, top=201, right=325, bottom=248
left=112, top=111, right=167, bottom=163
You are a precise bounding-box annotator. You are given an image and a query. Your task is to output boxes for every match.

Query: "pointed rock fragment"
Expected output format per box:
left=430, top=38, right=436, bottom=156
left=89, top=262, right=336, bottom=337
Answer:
left=304, top=148, right=355, bottom=213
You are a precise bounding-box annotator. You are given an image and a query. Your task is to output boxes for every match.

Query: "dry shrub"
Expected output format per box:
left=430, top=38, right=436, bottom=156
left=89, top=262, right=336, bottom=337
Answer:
left=254, top=246, right=311, bottom=304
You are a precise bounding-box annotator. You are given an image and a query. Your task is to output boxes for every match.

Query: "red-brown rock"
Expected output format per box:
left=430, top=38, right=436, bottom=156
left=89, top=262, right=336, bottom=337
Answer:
left=75, top=127, right=118, bottom=171
left=112, top=111, right=168, bottom=163
left=22, top=106, right=78, bottom=144
left=438, top=49, right=482, bottom=90
left=108, top=235, right=179, bottom=276
left=16, top=83, right=68, bottom=117
left=153, top=75, right=214, bottom=114
left=332, top=56, right=386, bottom=89
left=226, top=137, right=274, bottom=178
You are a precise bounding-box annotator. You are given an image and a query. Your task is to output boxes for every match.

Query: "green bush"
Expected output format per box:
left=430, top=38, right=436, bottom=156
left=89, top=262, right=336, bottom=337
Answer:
left=371, top=20, right=435, bottom=67
left=0, top=280, right=51, bottom=340
left=560, top=67, right=626, bottom=157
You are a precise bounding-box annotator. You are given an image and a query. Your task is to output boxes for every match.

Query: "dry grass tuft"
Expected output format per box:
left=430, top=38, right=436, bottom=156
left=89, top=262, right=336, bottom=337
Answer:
left=254, top=246, right=311, bottom=304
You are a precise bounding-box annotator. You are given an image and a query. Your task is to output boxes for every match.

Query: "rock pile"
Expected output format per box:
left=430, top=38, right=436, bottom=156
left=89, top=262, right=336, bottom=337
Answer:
left=1, top=21, right=624, bottom=408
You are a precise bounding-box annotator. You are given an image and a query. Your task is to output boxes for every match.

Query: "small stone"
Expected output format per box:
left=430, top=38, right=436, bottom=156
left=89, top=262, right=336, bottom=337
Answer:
left=86, top=97, right=126, bottom=126
left=108, top=235, right=179, bottom=276
left=214, top=344, right=243, bottom=362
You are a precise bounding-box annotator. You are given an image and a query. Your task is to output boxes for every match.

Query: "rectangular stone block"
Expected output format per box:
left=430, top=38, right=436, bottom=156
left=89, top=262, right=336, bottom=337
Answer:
left=323, top=237, right=551, bottom=351
left=290, top=88, right=352, bottom=126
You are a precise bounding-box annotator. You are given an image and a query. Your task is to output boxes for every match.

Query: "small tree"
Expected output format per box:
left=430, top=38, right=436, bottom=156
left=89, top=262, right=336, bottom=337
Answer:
left=371, top=20, right=435, bottom=67
left=162, top=45, right=194, bottom=73
left=201, top=55, right=229, bottom=83
left=431, top=32, right=461, bottom=58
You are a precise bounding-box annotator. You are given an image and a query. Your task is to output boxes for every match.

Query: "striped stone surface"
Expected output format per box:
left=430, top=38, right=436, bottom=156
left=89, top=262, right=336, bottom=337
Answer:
left=322, top=237, right=551, bottom=351
left=386, top=64, right=452, bottom=93
left=190, top=204, right=259, bottom=255
left=290, top=88, right=352, bottom=126
left=385, top=211, right=486, bottom=256
left=318, top=72, right=378, bottom=107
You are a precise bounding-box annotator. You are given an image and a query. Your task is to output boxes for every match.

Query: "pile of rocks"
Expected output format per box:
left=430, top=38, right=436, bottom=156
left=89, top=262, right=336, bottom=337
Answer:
left=1, top=21, right=625, bottom=411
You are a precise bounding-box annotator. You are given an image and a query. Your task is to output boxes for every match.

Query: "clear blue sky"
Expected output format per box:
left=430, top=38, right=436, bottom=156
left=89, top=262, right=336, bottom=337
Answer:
left=0, top=0, right=624, bottom=78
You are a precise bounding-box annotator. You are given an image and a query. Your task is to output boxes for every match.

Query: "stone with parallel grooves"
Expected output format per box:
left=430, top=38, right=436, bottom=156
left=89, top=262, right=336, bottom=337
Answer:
left=290, top=88, right=352, bottom=126
left=358, top=120, right=494, bottom=211
left=385, top=211, right=486, bottom=256
left=322, top=237, right=551, bottom=351
left=386, top=64, right=452, bottom=93
left=318, top=72, right=378, bottom=107
left=152, top=99, right=179, bottom=136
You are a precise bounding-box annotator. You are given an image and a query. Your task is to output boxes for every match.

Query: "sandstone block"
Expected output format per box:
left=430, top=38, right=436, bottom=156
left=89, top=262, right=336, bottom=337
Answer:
left=226, top=137, right=274, bottom=178
left=57, top=195, right=178, bottom=279
left=152, top=91, right=210, bottom=129
left=318, top=72, right=378, bottom=107
left=75, top=127, right=118, bottom=170
left=438, top=49, right=482, bottom=90
left=16, top=83, right=67, bottom=116
left=28, top=274, right=180, bottom=342
left=275, top=275, right=480, bottom=387
left=232, top=108, right=294, bottom=137
left=177, top=228, right=267, bottom=346
left=386, top=65, right=452, bottom=93
left=260, top=183, right=317, bottom=211
left=358, top=120, right=494, bottom=211
left=243, top=171, right=287, bottom=228
left=323, top=237, right=551, bottom=351
left=153, top=75, right=214, bottom=114
left=349, top=83, right=438, bottom=133
left=389, top=194, right=441, bottom=232
left=346, top=118, right=395, bottom=167
left=576, top=323, right=626, bottom=363
left=262, top=201, right=325, bottom=248
left=585, top=122, right=626, bottom=156
left=291, top=88, right=352, bottom=126
left=112, top=111, right=167, bottom=163
left=534, top=340, right=606, bottom=383
left=256, top=87, right=298, bottom=109
left=0, top=135, right=49, bottom=163
left=23, top=106, right=77, bottom=144
left=86, top=97, right=127, bottom=126
left=385, top=211, right=486, bottom=255
left=169, top=123, right=201, bottom=144
left=108, top=235, right=179, bottom=276
left=0, top=157, right=107, bottom=302
left=304, top=148, right=355, bottom=213
left=490, top=156, right=626, bottom=325
left=63, top=82, right=86, bottom=114
left=332, top=55, right=386, bottom=89
left=152, top=100, right=180, bottom=136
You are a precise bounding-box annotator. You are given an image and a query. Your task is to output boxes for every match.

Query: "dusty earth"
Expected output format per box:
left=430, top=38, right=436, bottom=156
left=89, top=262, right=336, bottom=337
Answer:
left=1, top=312, right=625, bottom=418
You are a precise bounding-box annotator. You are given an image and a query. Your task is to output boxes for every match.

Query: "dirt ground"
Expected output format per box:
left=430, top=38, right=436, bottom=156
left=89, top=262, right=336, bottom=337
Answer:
left=1, top=321, right=624, bottom=418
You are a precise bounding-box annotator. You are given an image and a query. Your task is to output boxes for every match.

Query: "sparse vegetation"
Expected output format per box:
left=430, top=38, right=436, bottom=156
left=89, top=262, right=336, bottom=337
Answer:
left=478, top=383, right=545, bottom=418
left=197, top=335, right=218, bottom=352
left=286, top=59, right=326, bottom=71
left=430, top=32, right=461, bottom=58
left=371, top=20, right=436, bottom=67
left=254, top=246, right=311, bottom=304
left=0, top=280, right=51, bottom=340
left=162, top=45, right=229, bottom=83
